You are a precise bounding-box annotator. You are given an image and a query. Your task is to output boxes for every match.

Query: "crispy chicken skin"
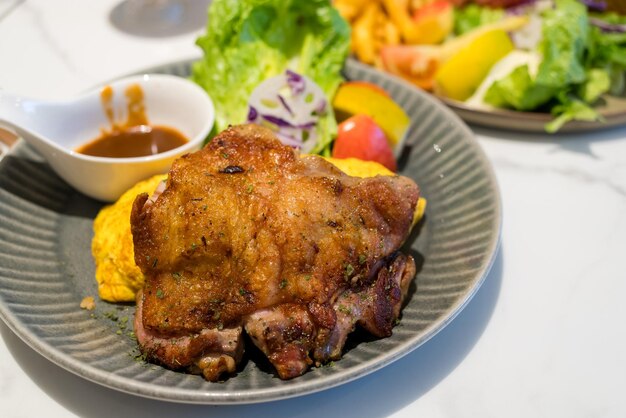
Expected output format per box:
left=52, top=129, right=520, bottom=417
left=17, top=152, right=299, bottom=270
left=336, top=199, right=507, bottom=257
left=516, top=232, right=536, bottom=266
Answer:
left=131, top=124, right=419, bottom=380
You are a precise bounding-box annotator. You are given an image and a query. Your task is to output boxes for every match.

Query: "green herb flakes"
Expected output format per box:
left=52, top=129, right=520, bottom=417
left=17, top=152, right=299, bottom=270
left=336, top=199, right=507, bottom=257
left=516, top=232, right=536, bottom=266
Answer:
left=345, top=263, right=354, bottom=277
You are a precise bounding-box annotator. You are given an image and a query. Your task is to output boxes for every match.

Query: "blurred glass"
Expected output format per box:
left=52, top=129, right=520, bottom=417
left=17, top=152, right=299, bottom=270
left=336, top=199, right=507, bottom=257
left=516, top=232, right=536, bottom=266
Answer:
left=109, top=0, right=212, bottom=38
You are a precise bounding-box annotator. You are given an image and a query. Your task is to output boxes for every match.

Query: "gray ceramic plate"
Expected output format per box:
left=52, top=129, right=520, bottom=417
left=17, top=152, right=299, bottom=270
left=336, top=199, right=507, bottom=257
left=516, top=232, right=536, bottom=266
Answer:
left=441, top=95, right=626, bottom=133
left=0, top=58, right=501, bottom=404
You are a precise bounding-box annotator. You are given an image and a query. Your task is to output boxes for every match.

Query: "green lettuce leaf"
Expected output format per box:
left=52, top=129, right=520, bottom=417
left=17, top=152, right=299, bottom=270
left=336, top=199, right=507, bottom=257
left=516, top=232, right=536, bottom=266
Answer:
left=485, top=0, right=590, bottom=111
left=191, top=0, right=350, bottom=152
left=482, top=0, right=611, bottom=131
left=578, top=68, right=611, bottom=103
left=534, top=0, right=588, bottom=88
left=484, top=65, right=556, bottom=111
left=454, top=4, right=504, bottom=36
left=545, top=98, right=602, bottom=134
left=586, top=22, right=626, bottom=95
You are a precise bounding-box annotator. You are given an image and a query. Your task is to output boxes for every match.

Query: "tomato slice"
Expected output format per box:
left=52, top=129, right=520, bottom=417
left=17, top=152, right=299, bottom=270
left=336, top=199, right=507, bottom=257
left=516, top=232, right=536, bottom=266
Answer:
left=332, top=115, right=397, bottom=172
left=380, top=45, right=440, bottom=91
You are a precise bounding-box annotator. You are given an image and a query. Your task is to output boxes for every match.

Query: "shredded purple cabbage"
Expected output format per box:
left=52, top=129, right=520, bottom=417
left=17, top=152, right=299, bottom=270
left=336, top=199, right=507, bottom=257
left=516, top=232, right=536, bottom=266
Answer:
left=589, top=17, right=626, bottom=33
left=261, top=114, right=294, bottom=128
left=297, top=121, right=317, bottom=130
left=314, top=99, right=327, bottom=116
left=275, top=131, right=303, bottom=148
left=286, top=69, right=305, bottom=96
left=277, top=94, right=294, bottom=116
left=247, top=71, right=326, bottom=151
left=580, top=0, right=607, bottom=12
left=260, top=114, right=317, bottom=131
left=247, top=106, right=258, bottom=122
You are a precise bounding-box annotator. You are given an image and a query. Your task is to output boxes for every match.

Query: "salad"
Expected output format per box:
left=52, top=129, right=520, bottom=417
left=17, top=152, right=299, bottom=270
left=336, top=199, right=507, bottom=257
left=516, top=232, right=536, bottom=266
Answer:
left=335, top=0, right=626, bottom=132
left=191, top=0, right=410, bottom=171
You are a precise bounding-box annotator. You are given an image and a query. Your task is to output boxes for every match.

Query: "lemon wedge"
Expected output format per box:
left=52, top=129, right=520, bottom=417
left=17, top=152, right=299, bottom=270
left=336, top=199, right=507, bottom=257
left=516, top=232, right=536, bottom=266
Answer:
left=435, top=29, right=515, bottom=101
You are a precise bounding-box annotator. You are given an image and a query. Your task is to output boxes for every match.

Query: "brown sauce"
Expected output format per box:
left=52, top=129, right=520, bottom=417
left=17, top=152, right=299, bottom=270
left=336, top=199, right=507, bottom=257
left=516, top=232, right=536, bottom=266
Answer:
left=76, top=125, right=188, bottom=158
left=76, top=83, right=188, bottom=158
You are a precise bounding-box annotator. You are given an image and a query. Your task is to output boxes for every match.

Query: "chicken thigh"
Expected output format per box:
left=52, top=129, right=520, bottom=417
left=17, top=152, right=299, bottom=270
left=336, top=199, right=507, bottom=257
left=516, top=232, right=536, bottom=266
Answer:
left=131, top=124, right=419, bottom=380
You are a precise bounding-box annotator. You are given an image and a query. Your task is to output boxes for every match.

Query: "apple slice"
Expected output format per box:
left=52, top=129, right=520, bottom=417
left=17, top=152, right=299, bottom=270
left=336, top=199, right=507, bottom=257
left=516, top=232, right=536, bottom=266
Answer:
left=332, top=81, right=410, bottom=147
left=343, top=81, right=392, bottom=98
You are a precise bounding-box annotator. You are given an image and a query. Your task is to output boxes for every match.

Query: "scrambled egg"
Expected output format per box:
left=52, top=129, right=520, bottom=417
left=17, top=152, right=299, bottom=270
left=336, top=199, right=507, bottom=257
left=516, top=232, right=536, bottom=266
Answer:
left=91, top=158, right=425, bottom=302
left=92, top=174, right=166, bottom=302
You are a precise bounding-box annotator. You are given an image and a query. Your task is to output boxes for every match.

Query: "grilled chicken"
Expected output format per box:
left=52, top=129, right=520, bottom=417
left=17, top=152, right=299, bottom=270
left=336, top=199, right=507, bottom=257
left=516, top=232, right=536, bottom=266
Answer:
left=131, top=124, right=419, bottom=381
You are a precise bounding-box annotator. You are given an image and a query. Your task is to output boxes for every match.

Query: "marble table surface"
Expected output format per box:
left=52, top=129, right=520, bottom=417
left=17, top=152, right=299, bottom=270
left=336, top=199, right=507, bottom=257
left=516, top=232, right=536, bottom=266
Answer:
left=1, top=1, right=625, bottom=417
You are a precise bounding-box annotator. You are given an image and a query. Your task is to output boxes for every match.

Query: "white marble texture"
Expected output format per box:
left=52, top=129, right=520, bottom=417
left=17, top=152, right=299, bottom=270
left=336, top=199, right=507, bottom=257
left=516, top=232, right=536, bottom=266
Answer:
left=1, top=1, right=626, bottom=417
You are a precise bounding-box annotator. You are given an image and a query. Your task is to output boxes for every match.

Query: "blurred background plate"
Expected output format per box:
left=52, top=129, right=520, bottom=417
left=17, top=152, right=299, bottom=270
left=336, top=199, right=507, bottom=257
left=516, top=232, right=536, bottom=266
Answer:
left=441, top=94, right=626, bottom=133
left=0, top=58, right=501, bottom=404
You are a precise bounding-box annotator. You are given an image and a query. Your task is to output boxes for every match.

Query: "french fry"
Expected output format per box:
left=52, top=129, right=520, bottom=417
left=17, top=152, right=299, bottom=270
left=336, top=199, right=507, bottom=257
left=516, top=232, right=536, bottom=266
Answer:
left=334, top=0, right=365, bottom=22
left=375, top=8, right=401, bottom=46
left=410, top=0, right=436, bottom=11
left=352, top=3, right=379, bottom=64
left=334, top=0, right=530, bottom=93
left=381, top=0, right=424, bottom=44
